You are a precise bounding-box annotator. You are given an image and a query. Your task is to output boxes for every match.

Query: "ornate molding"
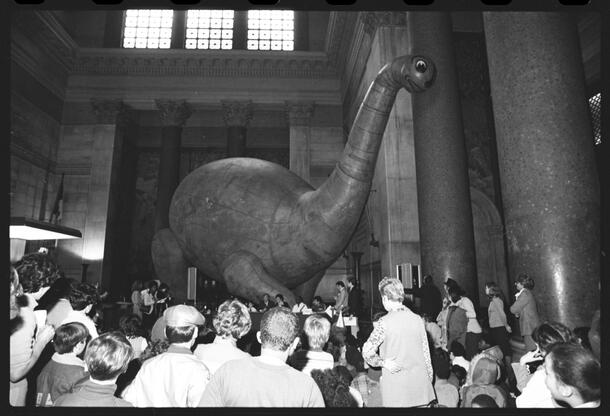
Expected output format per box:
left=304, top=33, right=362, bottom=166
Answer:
left=155, top=100, right=192, bottom=127
left=11, top=11, right=77, bottom=72
left=90, top=99, right=125, bottom=124
left=285, top=101, right=315, bottom=125
left=72, top=49, right=337, bottom=79
left=361, top=12, right=407, bottom=36
left=221, top=101, right=253, bottom=127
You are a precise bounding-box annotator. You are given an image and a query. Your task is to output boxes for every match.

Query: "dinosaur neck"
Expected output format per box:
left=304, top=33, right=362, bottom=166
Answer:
left=305, top=65, right=402, bottom=251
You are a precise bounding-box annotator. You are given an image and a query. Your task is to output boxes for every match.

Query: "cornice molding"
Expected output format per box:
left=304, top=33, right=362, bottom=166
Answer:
left=362, top=12, right=407, bottom=36
left=10, top=141, right=55, bottom=173
left=72, top=49, right=338, bottom=79
left=11, top=11, right=77, bottom=73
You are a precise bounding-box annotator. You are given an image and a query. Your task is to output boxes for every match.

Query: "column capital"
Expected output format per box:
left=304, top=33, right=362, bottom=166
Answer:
left=221, top=100, right=253, bottom=127
left=285, top=101, right=315, bottom=126
left=362, top=11, right=407, bottom=36
left=155, top=100, right=192, bottom=127
left=90, top=99, right=125, bottom=124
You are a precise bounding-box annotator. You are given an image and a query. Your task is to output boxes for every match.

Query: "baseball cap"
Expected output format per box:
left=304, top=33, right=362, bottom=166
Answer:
left=164, top=305, right=205, bottom=327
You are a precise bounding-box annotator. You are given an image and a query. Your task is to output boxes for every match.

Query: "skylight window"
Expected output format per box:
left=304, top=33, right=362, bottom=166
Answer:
left=185, top=10, right=234, bottom=50
left=123, top=9, right=174, bottom=49
left=247, top=10, right=294, bottom=51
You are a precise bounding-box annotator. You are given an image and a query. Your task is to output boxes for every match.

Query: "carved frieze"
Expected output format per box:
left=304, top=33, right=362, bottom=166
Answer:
left=221, top=101, right=253, bottom=127
left=285, top=101, right=315, bottom=126
left=155, top=100, right=192, bottom=127
left=73, top=50, right=337, bottom=79
left=362, top=12, right=407, bottom=36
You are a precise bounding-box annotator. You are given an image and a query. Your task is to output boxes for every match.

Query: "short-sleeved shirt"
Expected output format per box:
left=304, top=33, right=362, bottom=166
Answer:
left=199, top=356, right=325, bottom=407
left=122, top=345, right=210, bottom=407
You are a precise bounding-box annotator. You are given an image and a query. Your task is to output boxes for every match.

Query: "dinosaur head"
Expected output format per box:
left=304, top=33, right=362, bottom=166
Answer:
left=390, top=54, right=436, bottom=93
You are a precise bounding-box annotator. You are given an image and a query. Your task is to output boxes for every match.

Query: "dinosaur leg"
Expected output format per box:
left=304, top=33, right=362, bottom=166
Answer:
left=151, top=228, right=189, bottom=302
left=292, top=270, right=325, bottom=305
left=221, top=251, right=296, bottom=306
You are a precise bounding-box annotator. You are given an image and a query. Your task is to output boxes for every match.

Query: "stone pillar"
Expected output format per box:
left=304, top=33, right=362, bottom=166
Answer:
left=286, top=101, right=314, bottom=183
left=408, top=12, right=479, bottom=304
left=82, top=99, right=129, bottom=287
left=483, top=12, right=600, bottom=328
left=222, top=100, right=253, bottom=157
left=361, top=13, right=422, bottom=283
left=153, top=99, right=192, bottom=232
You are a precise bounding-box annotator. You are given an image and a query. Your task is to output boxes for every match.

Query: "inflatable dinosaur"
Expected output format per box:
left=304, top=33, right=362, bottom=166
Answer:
left=152, top=54, right=436, bottom=305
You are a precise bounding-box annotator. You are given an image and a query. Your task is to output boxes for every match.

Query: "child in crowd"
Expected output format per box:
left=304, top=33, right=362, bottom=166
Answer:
left=347, top=348, right=382, bottom=407
left=431, top=348, right=459, bottom=407
left=53, top=332, right=134, bottom=407
left=290, top=313, right=334, bottom=374
left=61, top=282, right=99, bottom=340
left=471, top=394, right=499, bottom=408
left=449, top=341, right=470, bottom=373
left=36, top=322, right=90, bottom=406
left=423, top=313, right=443, bottom=350
left=118, top=314, right=148, bottom=359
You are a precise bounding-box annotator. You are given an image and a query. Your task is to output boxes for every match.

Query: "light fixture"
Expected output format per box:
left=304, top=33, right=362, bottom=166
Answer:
left=10, top=217, right=82, bottom=240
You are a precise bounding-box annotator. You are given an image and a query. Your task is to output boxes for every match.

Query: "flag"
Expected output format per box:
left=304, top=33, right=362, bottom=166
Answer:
left=50, top=173, right=64, bottom=224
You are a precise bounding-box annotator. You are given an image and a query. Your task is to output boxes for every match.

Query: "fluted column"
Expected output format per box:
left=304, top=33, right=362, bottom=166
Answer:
left=154, top=99, right=192, bottom=232
left=222, top=100, right=253, bottom=157
left=286, top=101, right=314, bottom=183
left=408, top=12, right=479, bottom=305
left=483, top=12, right=600, bottom=328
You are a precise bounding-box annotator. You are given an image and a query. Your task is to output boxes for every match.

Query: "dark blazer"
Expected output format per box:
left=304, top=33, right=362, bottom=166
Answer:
left=509, top=289, right=541, bottom=336
left=347, top=287, right=362, bottom=317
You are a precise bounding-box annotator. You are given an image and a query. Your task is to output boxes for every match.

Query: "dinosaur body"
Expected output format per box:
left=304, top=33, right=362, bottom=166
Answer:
left=152, top=54, right=436, bottom=305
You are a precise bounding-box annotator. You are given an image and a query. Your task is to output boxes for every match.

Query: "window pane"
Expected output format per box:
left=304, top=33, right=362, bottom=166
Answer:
left=185, top=10, right=234, bottom=49
left=247, top=9, right=294, bottom=51
left=123, top=10, right=173, bottom=49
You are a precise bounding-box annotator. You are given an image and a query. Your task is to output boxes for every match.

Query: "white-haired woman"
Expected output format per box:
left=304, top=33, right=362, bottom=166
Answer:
left=362, top=277, right=435, bottom=407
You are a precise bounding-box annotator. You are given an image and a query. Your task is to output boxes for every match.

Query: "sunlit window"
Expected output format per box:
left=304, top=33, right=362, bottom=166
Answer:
left=588, top=92, right=601, bottom=146
left=247, top=10, right=294, bottom=51
left=185, top=10, right=234, bottom=50
left=123, top=9, right=173, bottom=49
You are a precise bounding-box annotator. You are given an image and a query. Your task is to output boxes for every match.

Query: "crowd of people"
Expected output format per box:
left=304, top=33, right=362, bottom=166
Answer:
left=9, top=250, right=601, bottom=408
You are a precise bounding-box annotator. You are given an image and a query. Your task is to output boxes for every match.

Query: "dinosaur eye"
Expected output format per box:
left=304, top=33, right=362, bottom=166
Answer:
left=415, top=59, right=427, bottom=73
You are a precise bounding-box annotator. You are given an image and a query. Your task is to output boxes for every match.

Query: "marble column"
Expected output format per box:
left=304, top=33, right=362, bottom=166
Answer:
left=222, top=100, right=253, bottom=158
left=286, top=101, right=314, bottom=183
left=483, top=12, right=600, bottom=328
left=82, top=99, right=129, bottom=288
left=408, top=12, right=479, bottom=304
left=153, top=99, right=192, bottom=233
left=359, top=13, right=423, bottom=283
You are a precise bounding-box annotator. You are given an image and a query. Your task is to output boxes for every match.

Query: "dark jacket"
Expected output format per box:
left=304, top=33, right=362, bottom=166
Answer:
left=347, top=287, right=363, bottom=317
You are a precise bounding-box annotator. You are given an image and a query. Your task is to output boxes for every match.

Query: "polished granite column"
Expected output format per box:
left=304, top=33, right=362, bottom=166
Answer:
left=222, top=100, right=253, bottom=157
left=408, top=12, right=478, bottom=304
left=154, top=99, right=192, bottom=233
left=484, top=12, right=600, bottom=328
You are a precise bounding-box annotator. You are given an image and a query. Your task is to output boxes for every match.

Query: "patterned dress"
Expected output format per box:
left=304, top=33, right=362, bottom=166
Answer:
left=362, top=306, right=435, bottom=407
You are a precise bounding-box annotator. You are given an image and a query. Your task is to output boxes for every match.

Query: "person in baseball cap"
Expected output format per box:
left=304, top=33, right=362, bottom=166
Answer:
left=122, top=305, right=210, bottom=407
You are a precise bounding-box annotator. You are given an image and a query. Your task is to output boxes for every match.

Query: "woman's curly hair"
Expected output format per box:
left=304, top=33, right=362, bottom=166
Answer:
left=138, top=339, right=170, bottom=362
left=310, top=368, right=357, bottom=407
left=13, top=251, right=64, bottom=293
left=213, top=299, right=252, bottom=340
